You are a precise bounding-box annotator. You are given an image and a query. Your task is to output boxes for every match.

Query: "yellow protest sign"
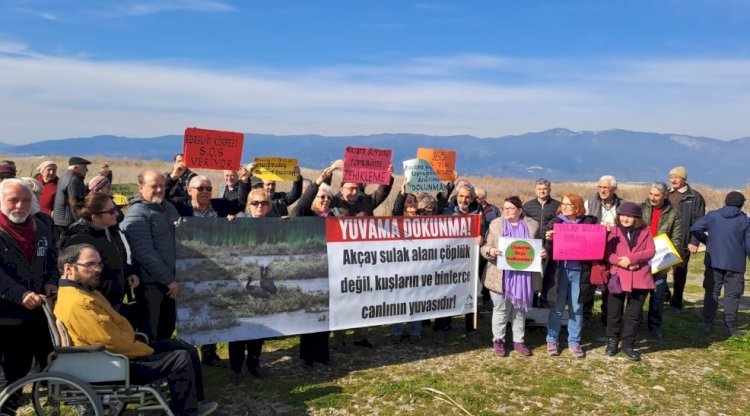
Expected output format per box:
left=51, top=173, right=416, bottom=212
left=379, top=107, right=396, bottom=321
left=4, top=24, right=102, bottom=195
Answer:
left=252, top=157, right=299, bottom=181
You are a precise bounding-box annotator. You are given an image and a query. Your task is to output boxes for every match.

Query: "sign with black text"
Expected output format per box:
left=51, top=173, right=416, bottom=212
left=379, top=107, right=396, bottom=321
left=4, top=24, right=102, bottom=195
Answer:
left=183, top=127, right=244, bottom=170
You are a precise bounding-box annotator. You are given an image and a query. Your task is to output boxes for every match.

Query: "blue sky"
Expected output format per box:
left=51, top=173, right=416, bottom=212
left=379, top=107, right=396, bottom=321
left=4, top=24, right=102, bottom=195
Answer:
left=1, top=0, right=749, bottom=144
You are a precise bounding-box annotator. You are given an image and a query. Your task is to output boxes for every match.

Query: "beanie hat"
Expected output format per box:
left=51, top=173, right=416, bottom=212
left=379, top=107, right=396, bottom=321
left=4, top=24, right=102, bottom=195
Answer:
left=37, top=160, right=57, bottom=174
left=88, top=175, right=110, bottom=192
left=669, top=166, right=687, bottom=180
left=725, top=191, right=746, bottom=208
left=619, top=201, right=642, bottom=218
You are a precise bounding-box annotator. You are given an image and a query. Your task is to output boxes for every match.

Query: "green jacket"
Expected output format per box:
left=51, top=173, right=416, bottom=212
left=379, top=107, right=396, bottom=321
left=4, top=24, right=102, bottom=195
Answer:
left=641, top=200, right=683, bottom=250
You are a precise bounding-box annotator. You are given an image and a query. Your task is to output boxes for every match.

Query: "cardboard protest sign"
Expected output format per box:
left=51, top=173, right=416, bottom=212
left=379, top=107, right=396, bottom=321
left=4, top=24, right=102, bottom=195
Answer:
left=252, top=157, right=298, bottom=182
left=326, top=215, right=481, bottom=331
left=403, top=158, right=445, bottom=193
left=183, top=127, right=244, bottom=170
left=552, top=223, right=606, bottom=260
left=650, top=233, right=683, bottom=274
left=342, top=146, right=392, bottom=185
left=416, top=148, right=457, bottom=181
left=497, top=237, right=543, bottom=273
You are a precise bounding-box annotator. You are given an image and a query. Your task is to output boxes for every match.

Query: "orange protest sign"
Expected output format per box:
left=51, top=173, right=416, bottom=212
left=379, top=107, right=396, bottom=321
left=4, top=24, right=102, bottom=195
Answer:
left=183, top=127, right=244, bottom=170
left=416, top=148, right=457, bottom=181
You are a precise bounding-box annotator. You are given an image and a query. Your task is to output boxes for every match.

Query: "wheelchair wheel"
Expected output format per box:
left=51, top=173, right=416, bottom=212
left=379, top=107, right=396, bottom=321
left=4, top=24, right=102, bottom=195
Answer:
left=0, top=372, right=104, bottom=416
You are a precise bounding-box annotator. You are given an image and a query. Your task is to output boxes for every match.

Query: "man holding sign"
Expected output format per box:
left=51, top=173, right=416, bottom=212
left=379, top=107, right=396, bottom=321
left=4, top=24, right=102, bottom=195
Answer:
left=641, top=182, right=683, bottom=339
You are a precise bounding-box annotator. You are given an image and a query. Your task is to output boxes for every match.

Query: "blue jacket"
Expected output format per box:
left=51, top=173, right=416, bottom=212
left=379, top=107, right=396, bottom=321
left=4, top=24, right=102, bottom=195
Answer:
left=690, top=206, right=750, bottom=273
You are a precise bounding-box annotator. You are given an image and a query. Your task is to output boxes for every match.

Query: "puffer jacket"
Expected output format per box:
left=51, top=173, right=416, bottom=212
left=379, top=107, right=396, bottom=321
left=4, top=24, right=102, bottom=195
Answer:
left=641, top=199, right=683, bottom=250
left=120, top=194, right=180, bottom=286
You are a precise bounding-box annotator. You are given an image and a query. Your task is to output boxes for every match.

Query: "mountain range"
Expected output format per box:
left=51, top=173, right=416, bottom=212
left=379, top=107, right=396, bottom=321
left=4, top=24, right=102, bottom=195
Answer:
left=1, top=128, right=747, bottom=188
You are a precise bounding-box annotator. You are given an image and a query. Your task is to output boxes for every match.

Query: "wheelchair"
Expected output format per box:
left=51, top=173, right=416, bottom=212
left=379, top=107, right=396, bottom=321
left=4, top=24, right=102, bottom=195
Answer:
left=0, top=300, right=173, bottom=415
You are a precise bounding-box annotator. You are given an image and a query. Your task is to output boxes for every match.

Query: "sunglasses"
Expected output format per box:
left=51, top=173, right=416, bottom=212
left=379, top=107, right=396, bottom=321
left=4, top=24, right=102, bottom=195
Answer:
left=192, top=186, right=213, bottom=192
left=317, top=195, right=331, bottom=200
left=95, top=207, right=117, bottom=215
left=249, top=200, right=271, bottom=207
left=417, top=208, right=434, bottom=214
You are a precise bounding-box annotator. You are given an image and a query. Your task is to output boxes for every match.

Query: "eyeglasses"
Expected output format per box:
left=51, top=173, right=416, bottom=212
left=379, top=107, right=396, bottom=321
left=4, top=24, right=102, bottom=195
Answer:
left=317, top=195, right=330, bottom=200
left=74, top=262, right=103, bottom=271
left=597, top=186, right=613, bottom=190
left=561, top=202, right=574, bottom=206
left=192, top=186, right=213, bottom=193
left=417, top=208, right=434, bottom=214
left=341, top=186, right=358, bottom=191
left=95, top=207, right=117, bottom=215
left=502, top=207, right=518, bottom=211
left=249, top=200, right=270, bottom=207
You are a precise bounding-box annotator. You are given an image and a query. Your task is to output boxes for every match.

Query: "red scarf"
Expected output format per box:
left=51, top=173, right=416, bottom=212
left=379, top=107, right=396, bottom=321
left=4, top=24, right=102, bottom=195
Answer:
left=0, top=213, right=35, bottom=263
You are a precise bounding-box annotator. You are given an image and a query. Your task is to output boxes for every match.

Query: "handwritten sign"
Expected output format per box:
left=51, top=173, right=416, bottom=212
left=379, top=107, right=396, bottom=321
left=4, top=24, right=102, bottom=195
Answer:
left=416, top=148, right=456, bottom=181
left=403, top=159, right=445, bottom=193
left=650, top=233, right=683, bottom=274
left=497, top=237, right=543, bottom=272
left=183, top=127, right=244, bottom=170
left=343, top=146, right=392, bottom=185
left=552, top=223, right=606, bottom=260
left=252, top=157, right=298, bottom=182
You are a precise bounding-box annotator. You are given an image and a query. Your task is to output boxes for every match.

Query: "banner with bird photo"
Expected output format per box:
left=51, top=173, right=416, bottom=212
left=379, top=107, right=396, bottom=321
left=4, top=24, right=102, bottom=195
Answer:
left=175, top=217, right=329, bottom=345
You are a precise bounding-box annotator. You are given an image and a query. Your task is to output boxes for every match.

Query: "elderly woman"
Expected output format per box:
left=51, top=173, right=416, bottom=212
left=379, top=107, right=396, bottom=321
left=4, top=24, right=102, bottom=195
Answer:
left=605, top=202, right=655, bottom=361
left=293, top=169, right=335, bottom=366
left=481, top=196, right=546, bottom=356
left=228, top=188, right=276, bottom=380
left=60, top=192, right=139, bottom=312
left=544, top=193, right=598, bottom=358
left=35, top=160, right=58, bottom=215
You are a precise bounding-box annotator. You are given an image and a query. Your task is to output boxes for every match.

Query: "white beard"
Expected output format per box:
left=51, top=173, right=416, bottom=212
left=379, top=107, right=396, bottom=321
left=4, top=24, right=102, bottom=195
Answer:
left=5, top=211, right=29, bottom=224
left=150, top=196, right=164, bottom=204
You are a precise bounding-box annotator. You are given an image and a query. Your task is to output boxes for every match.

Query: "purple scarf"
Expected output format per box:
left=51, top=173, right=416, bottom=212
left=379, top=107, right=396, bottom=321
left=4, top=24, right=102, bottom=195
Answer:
left=503, top=218, right=533, bottom=311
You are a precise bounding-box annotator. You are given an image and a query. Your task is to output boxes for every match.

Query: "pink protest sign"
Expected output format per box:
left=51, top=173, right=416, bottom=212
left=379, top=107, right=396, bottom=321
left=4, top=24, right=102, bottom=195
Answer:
left=342, top=146, right=392, bottom=185
left=552, top=223, right=607, bottom=260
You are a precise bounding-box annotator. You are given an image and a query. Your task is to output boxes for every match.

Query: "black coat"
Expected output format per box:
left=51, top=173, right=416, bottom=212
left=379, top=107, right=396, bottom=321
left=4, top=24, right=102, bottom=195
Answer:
left=0, top=217, right=58, bottom=325
left=543, top=215, right=599, bottom=305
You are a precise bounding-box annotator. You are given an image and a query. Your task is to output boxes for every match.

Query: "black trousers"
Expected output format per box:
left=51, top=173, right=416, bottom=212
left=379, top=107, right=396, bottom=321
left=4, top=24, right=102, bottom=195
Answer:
left=228, top=339, right=264, bottom=373
left=0, top=311, right=53, bottom=387
left=433, top=314, right=475, bottom=332
left=607, top=289, right=648, bottom=348
left=135, top=282, right=176, bottom=341
left=299, top=332, right=330, bottom=363
left=703, top=267, right=745, bottom=330
left=130, top=339, right=205, bottom=416
left=670, top=254, right=690, bottom=309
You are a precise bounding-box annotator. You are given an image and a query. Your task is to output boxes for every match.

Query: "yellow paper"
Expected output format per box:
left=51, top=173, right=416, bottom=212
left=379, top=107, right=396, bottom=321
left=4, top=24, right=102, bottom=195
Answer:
left=252, top=157, right=298, bottom=181
left=650, top=233, right=683, bottom=274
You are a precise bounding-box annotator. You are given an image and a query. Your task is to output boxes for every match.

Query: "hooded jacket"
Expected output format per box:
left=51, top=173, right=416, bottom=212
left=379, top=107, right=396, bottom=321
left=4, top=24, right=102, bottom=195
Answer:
left=52, top=168, right=88, bottom=227
left=690, top=206, right=750, bottom=273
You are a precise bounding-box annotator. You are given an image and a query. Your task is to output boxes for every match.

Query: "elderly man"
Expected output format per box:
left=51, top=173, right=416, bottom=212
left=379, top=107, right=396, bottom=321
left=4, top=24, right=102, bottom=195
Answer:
left=667, top=166, right=705, bottom=312
left=121, top=170, right=180, bottom=341
left=164, top=153, right=197, bottom=205
left=524, top=178, right=561, bottom=307
left=36, top=161, right=58, bottom=215
left=692, top=191, right=750, bottom=336
left=52, top=156, right=90, bottom=233
left=217, top=169, right=241, bottom=201
left=0, top=179, right=57, bottom=389
left=641, top=182, right=683, bottom=339
left=54, top=244, right=217, bottom=416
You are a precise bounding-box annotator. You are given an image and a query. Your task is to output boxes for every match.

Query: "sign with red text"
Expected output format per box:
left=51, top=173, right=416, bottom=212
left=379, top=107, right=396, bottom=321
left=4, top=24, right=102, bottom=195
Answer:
left=183, top=127, right=244, bottom=170
left=496, top=237, right=543, bottom=272
left=342, top=146, right=392, bottom=185
left=552, top=223, right=606, bottom=260
left=416, top=148, right=457, bottom=181
left=326, top=215, right=481, bottom=331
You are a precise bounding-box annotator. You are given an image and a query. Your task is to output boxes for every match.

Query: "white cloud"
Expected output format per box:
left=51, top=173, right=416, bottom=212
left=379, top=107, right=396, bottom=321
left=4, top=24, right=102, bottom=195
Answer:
left=0, top=39, right=28, bottom=54
left=114, top=0, right=235, bottom=16
left=0, top=49, right=748, bottom=144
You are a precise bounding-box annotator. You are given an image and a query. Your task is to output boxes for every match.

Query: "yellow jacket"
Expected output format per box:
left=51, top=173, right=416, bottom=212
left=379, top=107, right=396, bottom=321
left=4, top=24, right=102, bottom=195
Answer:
left=54, top=281, right=154, bottom=359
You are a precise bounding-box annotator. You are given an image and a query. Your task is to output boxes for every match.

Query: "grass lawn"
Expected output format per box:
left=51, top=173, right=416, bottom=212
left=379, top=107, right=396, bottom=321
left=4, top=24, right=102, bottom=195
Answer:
left=200, top=253, right=750, bottom=415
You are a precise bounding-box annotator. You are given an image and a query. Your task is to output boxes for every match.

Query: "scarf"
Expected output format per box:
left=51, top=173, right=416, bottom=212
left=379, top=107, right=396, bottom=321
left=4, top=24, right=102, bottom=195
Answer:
left=0, top=213, right=35, bottom=263
left=502, top=218, right=533, bottom=311
left=619, top=225, right=641, bottom=249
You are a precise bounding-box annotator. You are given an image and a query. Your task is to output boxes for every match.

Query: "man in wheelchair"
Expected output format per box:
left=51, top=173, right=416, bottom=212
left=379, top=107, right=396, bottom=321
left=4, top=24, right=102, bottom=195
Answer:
left=54, top=243, right=218, bottom=416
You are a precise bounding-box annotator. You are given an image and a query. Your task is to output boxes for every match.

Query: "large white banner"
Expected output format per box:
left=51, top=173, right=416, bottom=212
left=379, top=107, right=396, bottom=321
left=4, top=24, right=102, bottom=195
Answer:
left=326, top=215, right=481, bottom=331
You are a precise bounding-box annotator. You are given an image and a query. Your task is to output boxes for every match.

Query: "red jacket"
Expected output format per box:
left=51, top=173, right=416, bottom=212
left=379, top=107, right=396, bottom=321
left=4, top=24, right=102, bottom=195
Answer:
left=36, top=175, right=58, bottom=215
left=606, top=226, right=656, bottom=291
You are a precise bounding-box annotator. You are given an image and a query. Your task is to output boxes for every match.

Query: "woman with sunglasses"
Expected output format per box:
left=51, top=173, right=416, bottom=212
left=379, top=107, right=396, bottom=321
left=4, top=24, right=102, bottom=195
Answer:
left=60, top=192, right=140, bottom=314
left=292, top=167, right=335, bottom=366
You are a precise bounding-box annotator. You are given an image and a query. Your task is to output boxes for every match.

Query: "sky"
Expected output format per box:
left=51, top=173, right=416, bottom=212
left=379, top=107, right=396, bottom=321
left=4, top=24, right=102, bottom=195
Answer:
left=1, top=0, right=749, bottom=144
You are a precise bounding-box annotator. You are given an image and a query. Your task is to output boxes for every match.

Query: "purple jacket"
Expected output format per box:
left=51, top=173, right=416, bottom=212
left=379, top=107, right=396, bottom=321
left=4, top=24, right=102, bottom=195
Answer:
left=606, top=226, right=656, bottom=291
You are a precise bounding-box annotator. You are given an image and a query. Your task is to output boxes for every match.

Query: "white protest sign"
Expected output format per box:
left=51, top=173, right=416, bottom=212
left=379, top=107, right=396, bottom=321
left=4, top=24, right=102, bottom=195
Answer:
left=650, top=233, right=683, bottom=274
left=403, top=158, right=445, bottom=193
left=496, top=237, right=543, bottom=273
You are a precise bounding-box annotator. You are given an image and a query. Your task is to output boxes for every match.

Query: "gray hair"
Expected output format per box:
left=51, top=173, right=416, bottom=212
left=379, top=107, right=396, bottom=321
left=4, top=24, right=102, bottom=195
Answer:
left=317, top=183, right=332, bottom=195
left=535, top=178, right=551, bottom=187
left=0, top=178, right=40, bottom=217
left=188, top=175, right=211, bottom=189
left=474, top=187, right=487, bottom=198
left=456, top=184, right=475, bottom=198
left=650, top=181, right=669, bottom=195
left=599, top=175, right=618, bottom=189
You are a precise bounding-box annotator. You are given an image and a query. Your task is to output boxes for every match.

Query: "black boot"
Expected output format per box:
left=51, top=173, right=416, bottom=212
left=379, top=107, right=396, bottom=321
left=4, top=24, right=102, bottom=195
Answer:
left=621, top=346, right=641, bottom=361
left=605, top=338, right=619, bottom=356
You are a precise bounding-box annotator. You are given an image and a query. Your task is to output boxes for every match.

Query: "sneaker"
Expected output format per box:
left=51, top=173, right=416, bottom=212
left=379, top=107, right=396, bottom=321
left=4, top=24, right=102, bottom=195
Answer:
left=513, top=342, right=532, bottom=356
left=547, top=342, right=559, bottom=356
left=196, top=401, right=218, bottom=416
left=569, top=344, right=585, bottom=358
left=492, top=340, right=506, bottom=357
left=353, top=338, right=374, bottom=348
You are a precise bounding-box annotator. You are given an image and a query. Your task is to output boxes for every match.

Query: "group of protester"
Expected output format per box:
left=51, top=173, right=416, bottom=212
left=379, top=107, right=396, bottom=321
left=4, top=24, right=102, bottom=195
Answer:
left=1, top=154, right=749, bottom=415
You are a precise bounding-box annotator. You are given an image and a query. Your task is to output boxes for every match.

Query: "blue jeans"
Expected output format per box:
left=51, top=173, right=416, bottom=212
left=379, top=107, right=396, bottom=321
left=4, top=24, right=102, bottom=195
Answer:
left=391, top=321, right=422, bottom=338
left=648, top=271, right=669, bottom=330
left=546, top=268, right=583, bottom=345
